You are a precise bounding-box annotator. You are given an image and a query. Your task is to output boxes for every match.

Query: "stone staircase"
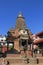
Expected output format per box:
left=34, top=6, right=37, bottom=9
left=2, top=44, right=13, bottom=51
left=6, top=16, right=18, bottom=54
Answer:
left=37, top=57, right=43, bottom=63
left=29, top=58, right=37, bottom=64
left=5, top=57, right=43, bottom=64
left=0, top=57, right=43, bottom=64
left=5, top=57, right=37, bottom=64
left=7, top=54, right=20, bottom=57
left=5, top=57, right=26, bottom=64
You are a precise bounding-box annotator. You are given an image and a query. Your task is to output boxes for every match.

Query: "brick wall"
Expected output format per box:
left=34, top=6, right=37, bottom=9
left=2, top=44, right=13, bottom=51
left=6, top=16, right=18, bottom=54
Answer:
left=14, top=39, right=20, bottom=51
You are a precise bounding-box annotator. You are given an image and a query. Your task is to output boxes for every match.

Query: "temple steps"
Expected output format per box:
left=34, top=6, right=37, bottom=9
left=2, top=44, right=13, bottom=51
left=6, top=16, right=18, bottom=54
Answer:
left=5, top=57, right=43, bottom=64
left=7, top=54, right=20, bottom=57
left=0, top=57, right=43, bottom=64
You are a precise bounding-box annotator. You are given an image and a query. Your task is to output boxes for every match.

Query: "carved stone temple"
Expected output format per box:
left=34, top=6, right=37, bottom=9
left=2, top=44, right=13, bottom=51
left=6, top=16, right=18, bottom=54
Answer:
left=6, top=12, right=33, bottom=57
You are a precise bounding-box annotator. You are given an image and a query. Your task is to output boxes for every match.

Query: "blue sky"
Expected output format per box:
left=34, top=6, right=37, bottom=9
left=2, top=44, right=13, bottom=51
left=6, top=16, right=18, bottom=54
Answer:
left=0, top=0, right=43, bottom=35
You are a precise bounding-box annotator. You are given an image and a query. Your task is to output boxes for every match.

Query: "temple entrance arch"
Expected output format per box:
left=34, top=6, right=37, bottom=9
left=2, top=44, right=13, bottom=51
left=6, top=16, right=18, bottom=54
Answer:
left=21, top=39, right=28, bottom=46
left=19, top=39, right=28, bottom=49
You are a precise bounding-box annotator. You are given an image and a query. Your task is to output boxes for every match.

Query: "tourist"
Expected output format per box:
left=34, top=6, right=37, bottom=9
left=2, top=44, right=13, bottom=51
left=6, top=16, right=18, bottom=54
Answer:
left=6, top=61, right=9, bottom=65
left=2, top=58, right=5, bottom=65
left=37, top=58, right=39, bottom=64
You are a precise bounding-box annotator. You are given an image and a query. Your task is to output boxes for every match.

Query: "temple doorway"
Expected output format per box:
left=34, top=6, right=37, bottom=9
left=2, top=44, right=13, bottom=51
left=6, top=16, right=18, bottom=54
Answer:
left=21, top=39, right=28, bottom=46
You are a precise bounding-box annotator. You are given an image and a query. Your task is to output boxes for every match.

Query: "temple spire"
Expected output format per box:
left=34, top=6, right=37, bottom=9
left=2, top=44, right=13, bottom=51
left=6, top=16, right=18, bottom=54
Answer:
left=15, top=12, right=26, bottom=30
left=17, top=12, right=24, bottom=18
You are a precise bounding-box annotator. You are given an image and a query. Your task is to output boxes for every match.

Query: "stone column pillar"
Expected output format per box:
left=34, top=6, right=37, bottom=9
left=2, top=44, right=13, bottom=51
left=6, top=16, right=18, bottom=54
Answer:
left=26, top=40, right=28, bottom=58
left=20, top=39, right=24, bottom=56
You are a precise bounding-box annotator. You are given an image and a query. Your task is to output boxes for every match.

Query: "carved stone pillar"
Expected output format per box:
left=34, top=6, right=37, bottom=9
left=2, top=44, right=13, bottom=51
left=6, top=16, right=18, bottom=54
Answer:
left=20, top=39, right=24, bottom=56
